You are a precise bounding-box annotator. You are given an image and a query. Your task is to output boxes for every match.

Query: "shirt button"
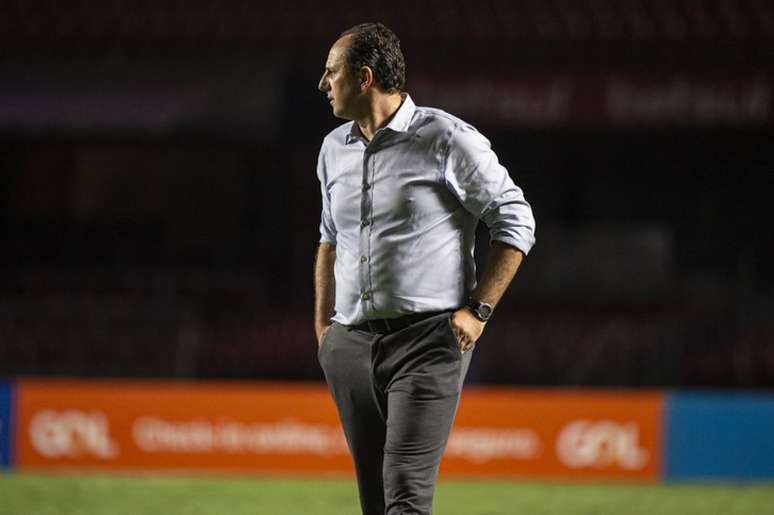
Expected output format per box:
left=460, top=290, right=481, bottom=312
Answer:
left=361, top=219, right=370, bottom=227
left=360, top=256, right=368, bottom=263
left=361, top=292, right=370, bottom=301
left=363, top=183, right=371, bottom=191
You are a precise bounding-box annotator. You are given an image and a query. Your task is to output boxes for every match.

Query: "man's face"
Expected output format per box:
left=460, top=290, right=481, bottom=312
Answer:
left=318, top=36, right=361, bottom=120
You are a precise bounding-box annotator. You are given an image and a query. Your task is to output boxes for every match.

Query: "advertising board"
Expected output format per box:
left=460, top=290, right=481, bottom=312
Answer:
left=0, top=382, right=12, bottom=468
left=665, top=393, right=774, bottom=480
left=443, top=388, right=662, bottom=480
left=15, top=380, right=663, bottom=480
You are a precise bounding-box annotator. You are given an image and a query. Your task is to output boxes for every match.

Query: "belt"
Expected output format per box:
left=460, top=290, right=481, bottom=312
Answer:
left=352, top=311, right=445, bottom=335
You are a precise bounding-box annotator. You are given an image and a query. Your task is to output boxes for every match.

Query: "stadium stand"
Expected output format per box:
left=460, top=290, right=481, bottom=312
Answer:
left=0, top=1, right=771, bottom=388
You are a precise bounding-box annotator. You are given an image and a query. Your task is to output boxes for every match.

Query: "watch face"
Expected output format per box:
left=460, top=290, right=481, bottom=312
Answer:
left=478, top=304, right=493, bottom=319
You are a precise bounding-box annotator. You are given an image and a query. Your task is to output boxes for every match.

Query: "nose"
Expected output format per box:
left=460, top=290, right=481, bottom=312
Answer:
left=318, top=74, right=328, bottom=93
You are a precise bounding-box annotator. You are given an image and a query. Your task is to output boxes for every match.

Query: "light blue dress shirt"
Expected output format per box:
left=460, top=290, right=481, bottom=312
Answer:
left=317, top=94, right=536, bottom=325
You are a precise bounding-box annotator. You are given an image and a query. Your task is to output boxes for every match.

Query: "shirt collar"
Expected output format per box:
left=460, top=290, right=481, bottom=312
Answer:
left=346, top=93, right=416, bottom=144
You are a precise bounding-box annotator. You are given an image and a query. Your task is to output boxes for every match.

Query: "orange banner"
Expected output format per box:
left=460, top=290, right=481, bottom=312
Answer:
left=16, top=380, right=662, bottom=480
left=443, top=388, right=662, bottom=480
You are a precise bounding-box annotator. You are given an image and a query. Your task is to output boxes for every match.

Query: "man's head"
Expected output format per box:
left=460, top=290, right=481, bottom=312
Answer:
left=318, top=23, right=406, bottom=120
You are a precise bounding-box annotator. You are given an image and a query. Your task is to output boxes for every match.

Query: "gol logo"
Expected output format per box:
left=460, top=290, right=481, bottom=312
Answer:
left=29, top=410, right=119, bottom=459
left=556, top=419, right=648, bottom=470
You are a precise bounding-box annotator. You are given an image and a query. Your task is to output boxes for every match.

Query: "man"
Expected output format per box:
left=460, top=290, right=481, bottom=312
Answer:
left=314, top=23, right=535, bottom=515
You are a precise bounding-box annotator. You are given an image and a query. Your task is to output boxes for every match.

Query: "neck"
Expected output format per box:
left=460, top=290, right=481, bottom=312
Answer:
left=355, top=92, right=403, bottom=142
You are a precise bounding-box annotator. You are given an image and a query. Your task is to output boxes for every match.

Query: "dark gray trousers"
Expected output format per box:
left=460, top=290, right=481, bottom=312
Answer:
left=317, top=312, right=473, bottom=515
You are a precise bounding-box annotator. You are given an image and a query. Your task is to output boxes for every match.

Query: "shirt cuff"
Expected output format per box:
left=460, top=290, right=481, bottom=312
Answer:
left=490, top=232, right=535, bottom=256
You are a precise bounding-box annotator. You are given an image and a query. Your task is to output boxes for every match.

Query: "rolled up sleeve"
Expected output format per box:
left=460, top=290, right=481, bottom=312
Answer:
left=443, top=124, right=536, bottom=255
left=316, top=145, right=337, bottom=245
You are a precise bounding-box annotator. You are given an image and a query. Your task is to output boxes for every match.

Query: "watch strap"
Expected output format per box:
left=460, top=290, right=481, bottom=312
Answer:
left=466, top=298, right=493, bottom=321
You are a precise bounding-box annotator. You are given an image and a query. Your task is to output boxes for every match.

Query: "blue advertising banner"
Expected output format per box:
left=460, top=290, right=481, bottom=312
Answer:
left=0, top=382, right=12, bottom=468
left=665, top=393, right=774, bottom=480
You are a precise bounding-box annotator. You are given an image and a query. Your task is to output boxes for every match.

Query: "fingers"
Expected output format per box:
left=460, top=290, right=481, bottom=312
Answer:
left=450, top=308, right=487, bottom=353
left=450, top=318, right=477, bottom=352
left=454, top=328, right=471, bottom=349
left=459, top=335, right=474, bottom=353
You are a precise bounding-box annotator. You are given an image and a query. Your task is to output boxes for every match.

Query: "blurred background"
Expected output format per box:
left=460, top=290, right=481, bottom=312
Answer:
left=1, top=0, right=773, bottom=388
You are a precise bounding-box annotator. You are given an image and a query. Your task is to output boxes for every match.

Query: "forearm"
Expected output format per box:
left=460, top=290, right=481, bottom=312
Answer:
left=469, top=240, right=524, bottom=308
left=314, top=242, right=336, bottom=338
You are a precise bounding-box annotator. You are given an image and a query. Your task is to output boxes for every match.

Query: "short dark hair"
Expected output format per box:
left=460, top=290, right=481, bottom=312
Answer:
left=340, top=23, right=406, bottom=93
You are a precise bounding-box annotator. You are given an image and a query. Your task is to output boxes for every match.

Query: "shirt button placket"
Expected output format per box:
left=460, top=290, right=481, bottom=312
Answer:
left=359, top=151, right=374, bottom=313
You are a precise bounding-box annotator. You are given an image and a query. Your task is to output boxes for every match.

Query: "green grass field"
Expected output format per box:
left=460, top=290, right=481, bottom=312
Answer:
left=1, top=473, right=773, bottom=515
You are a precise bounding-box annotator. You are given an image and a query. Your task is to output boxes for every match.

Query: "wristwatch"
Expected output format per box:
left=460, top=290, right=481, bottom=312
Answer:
left=466, top=298, right=494, bottom=322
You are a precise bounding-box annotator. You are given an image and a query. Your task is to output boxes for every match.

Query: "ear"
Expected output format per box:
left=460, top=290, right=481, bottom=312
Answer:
left=359, top=66, right=374, bottom=91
